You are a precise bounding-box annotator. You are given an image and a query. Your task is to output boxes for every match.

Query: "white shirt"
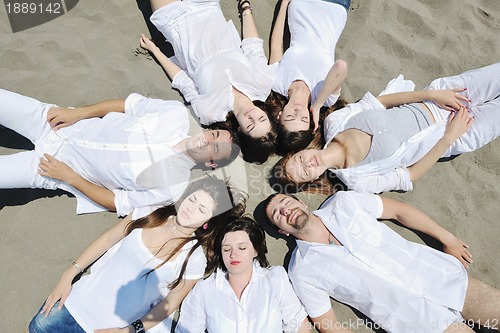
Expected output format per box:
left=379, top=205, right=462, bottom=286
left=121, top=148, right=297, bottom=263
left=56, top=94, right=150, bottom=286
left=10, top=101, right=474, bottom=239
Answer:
left=65, top=229, right=206, bottom=333
left=41, top=93, right=194, bottom=216
left=288, top=191, right=467, bottom=333
left=176, top=262, right=307, bottom=333
left=271, top=0, right=348, bottom=106
left=151, top=3, right=274, bottom=125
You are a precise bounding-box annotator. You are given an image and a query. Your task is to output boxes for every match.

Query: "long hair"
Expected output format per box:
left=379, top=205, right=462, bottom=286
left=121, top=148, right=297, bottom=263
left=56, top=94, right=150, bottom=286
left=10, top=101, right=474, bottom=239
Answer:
left=212, top=217, right=269, bottom=273
left=207, top=102, right=278, bottom=164
left=125, top=176, right=246, bottom=289
left=266, top=91, right=348, bottom=155
left=268, top=152, right=347, bottom=195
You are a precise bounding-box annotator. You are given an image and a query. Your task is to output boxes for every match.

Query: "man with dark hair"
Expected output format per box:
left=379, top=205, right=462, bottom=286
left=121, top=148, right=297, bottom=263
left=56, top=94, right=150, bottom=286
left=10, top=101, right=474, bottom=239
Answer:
left=0, top=89, right=240, bottom=217
left=265, top=191, right=499, bottom=333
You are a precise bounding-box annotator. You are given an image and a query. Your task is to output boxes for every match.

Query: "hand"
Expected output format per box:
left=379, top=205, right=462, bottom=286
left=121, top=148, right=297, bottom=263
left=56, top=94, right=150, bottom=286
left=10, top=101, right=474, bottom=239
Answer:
left=47, top=107, right=84, bottom=130
left=310, top=104, right=321, bottom=133
left=41, top=270, right=75, bottom=317
left=443, top=106, right=474, bottom=143
left=442, top=235, right=473, bottom=268
left=95, top=326, right=133, bottom=333
left=429, top=88, right=470, bottom=112
left=140, top=34, right=158, bottom=53
left=38, top=154, right=77, bottom=183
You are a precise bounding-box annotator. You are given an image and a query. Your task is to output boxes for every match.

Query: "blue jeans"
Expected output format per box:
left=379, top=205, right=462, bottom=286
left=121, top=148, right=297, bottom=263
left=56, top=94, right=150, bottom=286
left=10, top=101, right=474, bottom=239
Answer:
left=29, top=301, right=85, bottom=333
left=321, top=0, right=350, bottom=11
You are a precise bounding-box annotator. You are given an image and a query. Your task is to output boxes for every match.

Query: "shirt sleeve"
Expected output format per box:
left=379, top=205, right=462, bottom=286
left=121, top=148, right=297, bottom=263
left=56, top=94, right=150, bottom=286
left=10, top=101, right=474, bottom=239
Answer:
left=347, top=166, right=413, bottom=194
left=289, top=269, right=331, bottom=319
left=272, top=267, right=308, bottom=333
left=183, top=246, right=207, bottom=280
left=241, top=37, right=268, bottom=68
left=123, top=93, right=186, bottom=117
left=335, top=191, right=384, bottom=219
left=171, top=71, right=200, bottom=104
left=112, top=187, right=179, bottom=217
left=175, top=282, right=207, bottom=333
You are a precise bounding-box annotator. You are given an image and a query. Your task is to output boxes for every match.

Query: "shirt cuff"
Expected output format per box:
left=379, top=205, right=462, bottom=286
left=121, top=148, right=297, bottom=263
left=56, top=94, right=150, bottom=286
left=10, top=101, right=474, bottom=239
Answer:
left=397, top=167, right=414, bottom=191
left=112, top=189, right=131, bottom=217
left=124, top=93, right=144, bottom=116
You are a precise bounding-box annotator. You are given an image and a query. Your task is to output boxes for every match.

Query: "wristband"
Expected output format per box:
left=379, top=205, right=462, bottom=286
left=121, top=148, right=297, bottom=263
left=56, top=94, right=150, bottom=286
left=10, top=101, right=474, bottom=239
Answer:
left=131, top=319, right=145, bottom=333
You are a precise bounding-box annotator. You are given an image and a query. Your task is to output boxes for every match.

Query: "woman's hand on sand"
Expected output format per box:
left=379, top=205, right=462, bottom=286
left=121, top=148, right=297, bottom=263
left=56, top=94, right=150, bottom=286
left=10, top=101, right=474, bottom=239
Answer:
left=442, top=234, right=473, bottom=268
left=95, top=327, right=132, bottom=333
left=443, top=106, right=474, bottom=143
left=429, top=88, right=470, bottom=111
left=38, top=153, right=77, bottom=183
left=41, top=270, right=74, bottom=316
left=47, top=107, right=84, bottom=130
left=140, top=34, right=159, bottom=53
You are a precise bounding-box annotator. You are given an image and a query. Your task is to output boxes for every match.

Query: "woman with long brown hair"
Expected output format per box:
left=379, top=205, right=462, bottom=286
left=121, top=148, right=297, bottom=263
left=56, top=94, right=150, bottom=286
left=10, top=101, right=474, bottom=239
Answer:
left=28, top=176, right=244, bottom=333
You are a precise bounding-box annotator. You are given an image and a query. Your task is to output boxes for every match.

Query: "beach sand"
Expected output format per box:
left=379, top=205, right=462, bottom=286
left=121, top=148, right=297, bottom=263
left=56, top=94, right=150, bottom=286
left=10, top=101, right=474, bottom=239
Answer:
left=0, top=0, right=499, bottom=332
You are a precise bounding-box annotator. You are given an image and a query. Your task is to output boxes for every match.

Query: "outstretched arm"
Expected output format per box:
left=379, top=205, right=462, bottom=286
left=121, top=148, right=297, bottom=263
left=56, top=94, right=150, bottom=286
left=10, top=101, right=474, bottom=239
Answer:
left=140, top=34, right=182, bottom=81
left=269, top=0, right=290, bottom=64
left=310, top=59, right=348, bottom=132
left=47, top=99, right=125, bottom=130
left=376, top=88, right=469, bottom=110
left=38, top=154, right=116, bottom=211
left=41, top=216, right=131, bottom=316
left=407, top=106, right=473, bottom=183
left=239, top=1, right=259, bottom=39
left=310, top=308, right=354, bottom=333
left=380, top=196, right=473, bottom=267
left=95, top=279, right=199, bottom=333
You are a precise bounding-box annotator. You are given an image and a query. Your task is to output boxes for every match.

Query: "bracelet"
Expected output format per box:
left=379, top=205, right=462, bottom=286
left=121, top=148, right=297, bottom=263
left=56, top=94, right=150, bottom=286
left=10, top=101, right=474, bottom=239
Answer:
left=71, top=261, right=83, bottom=273
left=238, top=0, right=251, bottom=15
left=241, top=7, right=253, bottom=17
left=131, top=319, right=145, bottom=333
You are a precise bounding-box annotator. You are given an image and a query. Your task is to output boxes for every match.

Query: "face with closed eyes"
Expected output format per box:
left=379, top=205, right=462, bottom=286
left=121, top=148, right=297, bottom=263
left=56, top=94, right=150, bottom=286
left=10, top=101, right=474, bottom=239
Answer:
left=235, top=106, right=272, bottom=138
left=176, top=190, right=216, bottom=228
left=279, top=102, right=310, bottom=132
left=221, top=230, right=257, bottom=277
left=285, top=149, right=327, bottom=183
left=265, top=194, right=310, bottom=235
left=185, top=130, right=233, bottom=166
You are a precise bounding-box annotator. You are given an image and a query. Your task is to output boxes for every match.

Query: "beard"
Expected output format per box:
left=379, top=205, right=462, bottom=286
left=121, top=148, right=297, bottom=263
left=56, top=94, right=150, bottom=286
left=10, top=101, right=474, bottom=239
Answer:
left=289, top=208, right=309, bottom=230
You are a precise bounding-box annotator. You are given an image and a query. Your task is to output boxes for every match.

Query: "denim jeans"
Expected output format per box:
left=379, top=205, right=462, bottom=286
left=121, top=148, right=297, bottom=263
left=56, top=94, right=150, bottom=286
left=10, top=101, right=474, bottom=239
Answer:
left=29, top=301, right=85, bottom=333
left=321, top=0, right=350, bottom=11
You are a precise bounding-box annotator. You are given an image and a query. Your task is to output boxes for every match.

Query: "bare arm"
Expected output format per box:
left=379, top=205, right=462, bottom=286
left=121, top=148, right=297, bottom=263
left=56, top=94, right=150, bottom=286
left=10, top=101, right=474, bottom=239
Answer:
left=310, top=59, right=348, bottom=132
left=95, top=279, right=199, bottom=333
left=47, top=99, right=125, bottom=130
left=140, top=34, right=182, bottom=81
left=41, top=216, right=131, bottom=316
left=269, top=0, right=290, bottom=64
left=407, top=106, right=473, bottom=184
left=376, top=88, right=468, bottom=110
left=297, top=317, right=313, bottom=333
left=239, top=1, right=259, bottom=39
left=310, top=308, right=354, bottom=333
left=38, top=154, right=116, bottom=211
left=380, top=196, right=472, bottom=267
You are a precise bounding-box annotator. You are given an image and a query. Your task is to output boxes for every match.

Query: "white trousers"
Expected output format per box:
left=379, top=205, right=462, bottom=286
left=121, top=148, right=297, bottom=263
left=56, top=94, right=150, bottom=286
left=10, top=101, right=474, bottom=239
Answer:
left=0, top=89, right=58, bottom=189
left=427, top=62, right=500, bottom=155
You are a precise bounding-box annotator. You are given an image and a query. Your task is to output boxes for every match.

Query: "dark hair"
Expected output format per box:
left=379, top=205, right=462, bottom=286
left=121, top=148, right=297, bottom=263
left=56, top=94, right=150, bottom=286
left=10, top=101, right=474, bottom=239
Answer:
left=213, top=217, right=269, bottom=272
left=266, top=91, right=349, bottom=155
left=268, top=152, right=346, bottom=195
left=207, top=102, right=278, bottom=164
left=194, top=131, right=241, bottom=170
left=125, top=176, right=246, bottom=289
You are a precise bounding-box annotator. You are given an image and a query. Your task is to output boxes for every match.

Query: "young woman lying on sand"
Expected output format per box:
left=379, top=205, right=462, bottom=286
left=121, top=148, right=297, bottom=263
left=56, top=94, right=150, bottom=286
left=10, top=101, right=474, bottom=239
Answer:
left=270, top=63, right=500, bottom=195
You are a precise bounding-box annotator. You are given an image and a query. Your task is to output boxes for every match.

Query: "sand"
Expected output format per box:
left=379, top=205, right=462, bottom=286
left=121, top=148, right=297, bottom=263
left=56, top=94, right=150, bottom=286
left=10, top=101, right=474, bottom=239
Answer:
left=0, top=0, right=499, bottom=332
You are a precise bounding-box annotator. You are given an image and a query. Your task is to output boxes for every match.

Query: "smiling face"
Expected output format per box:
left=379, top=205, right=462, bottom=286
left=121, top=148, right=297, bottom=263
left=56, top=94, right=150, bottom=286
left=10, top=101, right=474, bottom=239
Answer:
left=235, top=106, right=272, bottom=138
left=176, top=190, right=216, bottom=228
left=265, top=194, right=310, bottom=235
left=185, top=130, right=233, bottom=166
left=221, top=230, right=257, bottom=277
left=285, top=149, right=327, bottom=183
left=280, top=102, right=310, bottom=132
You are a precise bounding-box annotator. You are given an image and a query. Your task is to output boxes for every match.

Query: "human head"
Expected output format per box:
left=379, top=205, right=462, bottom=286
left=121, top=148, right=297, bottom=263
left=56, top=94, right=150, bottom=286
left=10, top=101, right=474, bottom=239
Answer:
left=185, top=129, right=241, bottom=169
left=263, top=193, right=311, bottom=236
left=235, top=103, right=273, bottom=139
left=213, top=217, right=269, bottom=273
left=269, top=152, right=341, bottom=195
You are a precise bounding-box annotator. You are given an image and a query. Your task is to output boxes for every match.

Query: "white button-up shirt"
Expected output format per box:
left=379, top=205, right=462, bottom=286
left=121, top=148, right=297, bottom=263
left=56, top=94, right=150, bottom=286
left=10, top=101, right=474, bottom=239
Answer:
left=289, top=191, right=467, bottom=333
left=39, top=93, right=194, bottom=216
left=176, top=262, right=307, bottom=333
